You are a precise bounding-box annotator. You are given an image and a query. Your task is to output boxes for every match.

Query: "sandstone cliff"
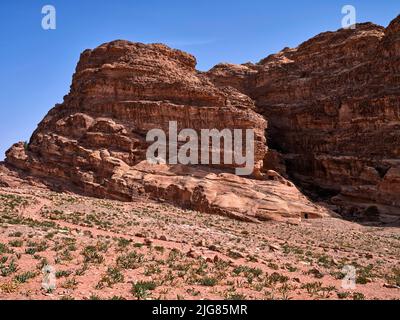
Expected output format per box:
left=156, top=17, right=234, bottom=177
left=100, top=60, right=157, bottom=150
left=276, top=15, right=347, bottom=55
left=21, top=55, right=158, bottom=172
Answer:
left=5, top=15, right=400, bottom=222
left=207, top=15, right=400, bottom=220
left=4, top=40, right=329, bottom=222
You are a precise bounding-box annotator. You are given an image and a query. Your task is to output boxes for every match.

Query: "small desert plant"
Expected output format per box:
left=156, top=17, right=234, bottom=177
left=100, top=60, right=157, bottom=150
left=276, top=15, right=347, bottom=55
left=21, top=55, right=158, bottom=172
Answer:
left=0, top=259, right=18, bottom=276
left=356, top=264, right=374, bottom=284
left=266, top=272, right=289, bottom=286
left=96, top=267, right=124, bottom=288
left=116, top=251, right=144, bottom=269
left=386, top=267, right=400, bottom=287
left=14, top=271, right=37, bottom=283
left=224, top=292, right=247, bottom=300
left=75, top=263, right=89, bottom=276
left=62, top=278, right=79, bottom=289
left=301, top=282, right=323, bottom=296
left=9, top=232, right=23, bottom=238
left=199, top=276, right=218, bottom=287
left=352, top=292, right=365, bottom=300
left=0, top=243, right=11, bottom=254
left=8, top=240, right=23, bottom=248
left=56, top=270, right=72, bottom=278
left=116, top=238, right=131, bottom=250
left=337, top=292, right=351, bottom=299
left=131, top=281, right=157, bottom=300
left=144, top=264, right=161, bottom=276
left=82, top=246, right=104, bottom=264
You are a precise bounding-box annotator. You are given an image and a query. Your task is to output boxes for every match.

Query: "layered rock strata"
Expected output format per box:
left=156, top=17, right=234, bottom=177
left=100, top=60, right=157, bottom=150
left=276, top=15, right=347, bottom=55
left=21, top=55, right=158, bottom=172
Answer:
left=4, top=41, right=330, bottom=221
left=207, top=15, right=400, bottom=219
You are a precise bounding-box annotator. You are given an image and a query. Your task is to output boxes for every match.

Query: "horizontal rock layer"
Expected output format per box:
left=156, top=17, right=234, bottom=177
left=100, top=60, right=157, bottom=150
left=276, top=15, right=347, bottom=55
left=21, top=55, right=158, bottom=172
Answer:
left=4, top=40, right=331, bottom=221
left=207, top=15, right=400, bottom=219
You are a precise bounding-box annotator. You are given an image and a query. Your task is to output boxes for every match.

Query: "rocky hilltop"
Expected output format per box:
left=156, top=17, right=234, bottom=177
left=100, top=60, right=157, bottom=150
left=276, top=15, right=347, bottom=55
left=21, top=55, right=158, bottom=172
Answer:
left=3, top=41, right=328, bottom=222
left=3, top=14, right=400, bottom=223
left=208, top=15, right=400, bottom=220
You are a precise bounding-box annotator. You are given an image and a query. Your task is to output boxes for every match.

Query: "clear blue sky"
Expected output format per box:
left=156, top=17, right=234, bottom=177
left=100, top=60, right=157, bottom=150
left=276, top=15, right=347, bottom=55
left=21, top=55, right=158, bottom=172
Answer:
left=0, top=1, right=399, bottom=160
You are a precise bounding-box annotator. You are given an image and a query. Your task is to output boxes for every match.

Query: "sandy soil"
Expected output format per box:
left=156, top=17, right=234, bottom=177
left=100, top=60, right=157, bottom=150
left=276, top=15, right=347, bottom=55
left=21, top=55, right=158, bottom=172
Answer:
left=0, top=186, right=399, bottom=300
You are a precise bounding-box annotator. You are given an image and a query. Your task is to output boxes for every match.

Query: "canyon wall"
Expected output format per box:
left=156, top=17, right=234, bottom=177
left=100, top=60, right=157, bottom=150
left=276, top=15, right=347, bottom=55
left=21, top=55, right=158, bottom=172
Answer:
left=208, top=15, right=400, bottom=219
left=4, top=15, right=400, bottom=221
left=4, top=40, right=329, bottom=222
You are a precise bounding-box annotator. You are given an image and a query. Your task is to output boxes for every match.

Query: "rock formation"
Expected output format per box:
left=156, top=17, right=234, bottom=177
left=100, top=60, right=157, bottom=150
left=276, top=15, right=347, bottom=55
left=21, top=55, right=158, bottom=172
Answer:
left=4, top=15, right=399, bottom=222
left=207, top=15, right=400, bottom=220
left=3, top=41, right=330, bottom=222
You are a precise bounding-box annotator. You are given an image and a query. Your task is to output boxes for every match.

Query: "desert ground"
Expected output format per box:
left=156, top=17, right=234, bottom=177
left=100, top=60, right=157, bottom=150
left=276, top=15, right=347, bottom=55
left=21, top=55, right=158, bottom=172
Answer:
left=0, top=185, right=398, bottom=300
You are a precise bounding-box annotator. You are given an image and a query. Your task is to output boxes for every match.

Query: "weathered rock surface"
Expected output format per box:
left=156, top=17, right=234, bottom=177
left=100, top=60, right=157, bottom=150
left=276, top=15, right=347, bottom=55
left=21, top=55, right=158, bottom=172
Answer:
left=207, top=15, right=400, bottom=219
left=8, top=14, right=399, bottom=221
left=3, top=40, right=331, bottom=222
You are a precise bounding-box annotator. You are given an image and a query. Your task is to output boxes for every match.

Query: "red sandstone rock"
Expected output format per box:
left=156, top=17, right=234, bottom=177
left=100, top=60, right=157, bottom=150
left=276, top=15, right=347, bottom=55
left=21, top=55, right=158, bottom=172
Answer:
left=9, top=15, right=399, bottom=221
left=207, top=15, right=400, bottom=219
left=3, top=40, right=330, bottom=222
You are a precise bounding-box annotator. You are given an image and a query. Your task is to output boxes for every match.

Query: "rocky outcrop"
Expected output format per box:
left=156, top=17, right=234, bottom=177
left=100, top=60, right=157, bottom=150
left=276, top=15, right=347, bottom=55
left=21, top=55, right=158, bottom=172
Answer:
left=207, top=15, right=400, bottom=219
left=4, top=40, right=331, bottom=222
left=8, top=14, right=399, bottom=222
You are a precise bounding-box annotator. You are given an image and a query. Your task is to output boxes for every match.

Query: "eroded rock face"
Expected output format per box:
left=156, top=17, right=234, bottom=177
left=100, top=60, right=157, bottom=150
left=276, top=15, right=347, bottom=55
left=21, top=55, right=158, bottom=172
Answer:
left=207, top=16, right=400, bottom=219
left=4, top=40, right=331, bottom=222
